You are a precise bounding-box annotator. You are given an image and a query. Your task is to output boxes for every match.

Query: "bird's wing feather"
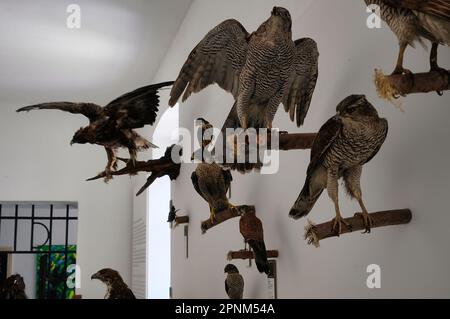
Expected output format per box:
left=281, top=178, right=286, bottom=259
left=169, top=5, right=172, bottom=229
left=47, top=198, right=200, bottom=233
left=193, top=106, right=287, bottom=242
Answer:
left=169, top=19, right=249, bottom=106
left=307, top=116, right=342, bottom=176
left=364, top=118, right=389, bottom=164
left=384, top=0, right=450, bottom=20
left=282, top=38, right=319, bottom=127
left=222, top=169, right=233, bottom=193
left=191, top=170, right=209, bottom=203
left=17, top=102, right=102, bottom=121
left=105, top=81, right=174, bottom=129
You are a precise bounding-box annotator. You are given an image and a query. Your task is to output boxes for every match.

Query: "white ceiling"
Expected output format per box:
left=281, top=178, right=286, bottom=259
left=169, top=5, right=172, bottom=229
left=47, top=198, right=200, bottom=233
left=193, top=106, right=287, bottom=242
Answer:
left=0, top=0, right=193, bottom=103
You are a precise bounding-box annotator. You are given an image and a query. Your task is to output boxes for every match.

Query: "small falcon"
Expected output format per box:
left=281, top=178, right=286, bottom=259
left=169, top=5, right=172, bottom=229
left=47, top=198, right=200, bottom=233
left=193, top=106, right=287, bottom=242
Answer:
left=0, top=274, right=28, bottom=299
left=224, top=264, right=244, bottom=299
left=239, top=207, right=270, bottom=275
left=289, top=95, right=388, bottom=234
left=191, top=162, right=235, bottom=222
left=91, top=268, right=136, bottom=299
left=169, top=7, right=319, bottom=130
left=17, top=81, right=174, bottom=181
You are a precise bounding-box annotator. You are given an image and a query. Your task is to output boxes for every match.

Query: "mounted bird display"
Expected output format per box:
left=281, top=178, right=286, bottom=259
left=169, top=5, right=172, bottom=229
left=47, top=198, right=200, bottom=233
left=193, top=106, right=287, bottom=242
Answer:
left=169, top=6, right=319, bottom=130
left=365, top=0, right=450, bottom=79
left=239, top=206, right=270, bottom=275
left=91, top=268, right=136, bottom=299
left=17, top=81, right=174, bottom=182
left=224, top=264, right=244, bottom=299
left=191, top=161, right=235, bottom=222
left=0, top=274, right=28, bottom=299
left=289, top=95, right=388, bottom=235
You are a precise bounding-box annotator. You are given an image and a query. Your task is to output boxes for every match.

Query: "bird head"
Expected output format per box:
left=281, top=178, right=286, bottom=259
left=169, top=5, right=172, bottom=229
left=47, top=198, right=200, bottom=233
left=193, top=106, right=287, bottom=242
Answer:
left=71, top=127, right=90, bottom=145
left=224, top=264, right=239, bottom=274
left=3, top=274, right=26, bottom=295
left=91, top=268, right=122, bottom=285
left=260, top=6, right=292, bottom=36
left=335, top=95, right=379, bottom=120
left=237, top=205, right=254, bottom=217
left=195, top=117, right=214, bottom=147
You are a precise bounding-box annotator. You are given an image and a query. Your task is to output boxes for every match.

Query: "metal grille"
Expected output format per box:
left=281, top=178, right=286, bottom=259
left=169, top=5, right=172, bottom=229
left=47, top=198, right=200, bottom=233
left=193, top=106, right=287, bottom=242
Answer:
left=0, top=202, right=78, bottom=299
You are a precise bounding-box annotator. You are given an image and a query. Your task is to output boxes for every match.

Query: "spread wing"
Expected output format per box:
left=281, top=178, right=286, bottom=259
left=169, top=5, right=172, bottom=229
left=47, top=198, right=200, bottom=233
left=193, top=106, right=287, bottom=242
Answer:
left=384, top=0, right=450, bottom=20
left=307, top=115, right=342, bottom=176
left=169, top=19, right=250, bottom=106
left=283, top=38, right=319, bottom=127
left=17, top=102, right=102, bottom=122
left=105, top=81, right=174, bottom=129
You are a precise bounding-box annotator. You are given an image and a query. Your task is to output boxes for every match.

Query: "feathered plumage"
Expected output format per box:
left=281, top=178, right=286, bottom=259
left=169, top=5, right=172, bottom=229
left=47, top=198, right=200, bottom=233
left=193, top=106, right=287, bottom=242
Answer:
left=91, top=268, right=135, bottom=299
left=365, top=0, right=450, bottom=77
left=169, top=7, right=319, bottom=129
left=224, top=264, right=244, bottom=299
left=239, top=208, right=269, bottom=275
left=289, top=95, right=388, bottom=234
left=0, top=274, right=28, bottom=299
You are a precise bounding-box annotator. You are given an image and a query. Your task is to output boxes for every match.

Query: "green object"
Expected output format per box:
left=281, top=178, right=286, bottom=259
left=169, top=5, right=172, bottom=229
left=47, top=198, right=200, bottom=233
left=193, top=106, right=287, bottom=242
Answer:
left=36, top=245, right=77, bottom=299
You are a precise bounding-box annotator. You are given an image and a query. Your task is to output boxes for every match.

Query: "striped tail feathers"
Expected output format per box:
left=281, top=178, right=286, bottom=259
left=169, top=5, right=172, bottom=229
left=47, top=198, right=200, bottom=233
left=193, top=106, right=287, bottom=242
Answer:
left=248, top=239, right=270, bottom=275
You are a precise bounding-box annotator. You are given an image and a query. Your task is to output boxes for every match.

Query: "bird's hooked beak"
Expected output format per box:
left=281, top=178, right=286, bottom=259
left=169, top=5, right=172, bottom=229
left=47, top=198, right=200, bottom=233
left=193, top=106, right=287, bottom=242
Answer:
left=91, top=273, right=99, bottom=280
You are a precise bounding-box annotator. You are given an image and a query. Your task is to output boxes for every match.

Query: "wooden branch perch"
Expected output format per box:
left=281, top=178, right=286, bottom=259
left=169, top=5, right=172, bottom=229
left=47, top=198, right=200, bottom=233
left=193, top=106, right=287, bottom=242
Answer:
left=174, top=216, right=189, bottom=225
left=304, top=209, right=412, bottom=247
left=271, top=132, right=316, bottom=150
left=201, top=205, right=254, bottom=234
left=87, top=144, right=181, bottom=196
left=227, top=250, right=279, bottom=260
left=374, top=68, right=450, bottom=100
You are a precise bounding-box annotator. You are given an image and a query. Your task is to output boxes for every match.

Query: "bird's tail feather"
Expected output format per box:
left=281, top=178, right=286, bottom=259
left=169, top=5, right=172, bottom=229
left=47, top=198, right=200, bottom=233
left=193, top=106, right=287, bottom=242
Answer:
left=289, top=176, right=323, bottom=219
left=248, top=239, right=269, bottom=275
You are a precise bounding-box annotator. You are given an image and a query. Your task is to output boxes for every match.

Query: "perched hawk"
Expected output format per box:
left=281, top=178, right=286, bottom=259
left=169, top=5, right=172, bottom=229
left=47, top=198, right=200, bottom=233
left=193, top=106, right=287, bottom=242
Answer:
left=169, top=6, right=319, bottom=129
left=365, top=0, right=450, bottom=77
left=17, top=81, right=174, bottom=181
left=0, top=274, right=28, bottom=299
left=224, top=264, right=244, bottom=299
left=191, top=162, right=234, bottom=222
left=91, top=268, right=135, bottom=299
left=289, top=95, right=388, bottom=234
left=239, top=207, right=270, bottom=275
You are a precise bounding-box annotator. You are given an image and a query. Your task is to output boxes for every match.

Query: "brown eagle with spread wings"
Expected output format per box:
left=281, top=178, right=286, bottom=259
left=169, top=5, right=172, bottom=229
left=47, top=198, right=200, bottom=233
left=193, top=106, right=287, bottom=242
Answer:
left=365, top=0, right=450, bottom=78
left=17, top=81, right=173, bottom=181
left=169, top=7, right=319, bottom=129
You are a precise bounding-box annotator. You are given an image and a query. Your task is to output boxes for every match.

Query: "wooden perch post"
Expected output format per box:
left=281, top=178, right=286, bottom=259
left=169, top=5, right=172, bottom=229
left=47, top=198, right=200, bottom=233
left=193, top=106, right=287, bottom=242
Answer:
left=87, top=144, right=181, bottom=196
left=201, top=205, right=254, bottom=234
left=374, top=69, right=450, bottom=100
left=227, top=250, right=279, bottom=261
left=276, top=132, right=316, bottom=150
left=174, top=216, right=189, bottom=225
left=304, top=209, right=412, bottom=247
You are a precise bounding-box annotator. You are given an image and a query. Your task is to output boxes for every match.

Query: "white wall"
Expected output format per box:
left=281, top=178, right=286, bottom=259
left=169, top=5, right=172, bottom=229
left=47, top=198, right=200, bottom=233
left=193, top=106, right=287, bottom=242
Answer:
left=0, top=0, right=191, bottom=299
left=153, top=0, right=450, bottom=298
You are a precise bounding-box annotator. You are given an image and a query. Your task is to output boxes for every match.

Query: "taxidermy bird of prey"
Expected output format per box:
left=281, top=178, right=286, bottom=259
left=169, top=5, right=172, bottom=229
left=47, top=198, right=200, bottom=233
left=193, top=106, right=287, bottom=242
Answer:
left=289, top=95, right=388, bottom=234
left=91, top=268, right=136, bottom=299
left=17, top=81, right=174, bottom=181
left=191, top=161, right=234, bottom=222
left=239, top=207, right=270, bottom=275
left=365, top=0, right=450, bottom=79
left=224, top=264, right=244, bottom=299
left=0, top=274, right=28, bottom=299
left=169, top=6, right=319, bottom=129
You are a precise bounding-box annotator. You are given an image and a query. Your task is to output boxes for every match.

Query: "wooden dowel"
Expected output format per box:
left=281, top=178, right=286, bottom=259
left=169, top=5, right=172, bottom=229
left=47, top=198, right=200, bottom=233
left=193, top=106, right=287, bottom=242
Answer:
left=227, top=250, right=279, bottom=260
left=304, top=209, right=412, bottom=247
left=201, top=205, right=254, bottom=234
